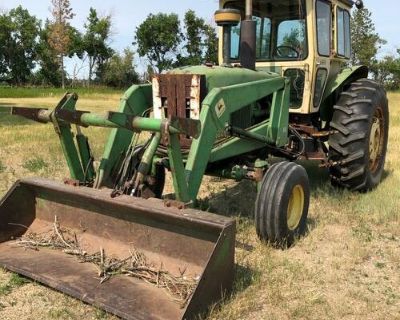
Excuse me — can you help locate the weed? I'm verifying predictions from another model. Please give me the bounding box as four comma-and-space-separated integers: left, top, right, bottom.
0, 284, 10, 296
22, 157, 48, 173
48, 308, 73, 319
0, 273, 30, 296
0, 160, 5, 173
95, 308, 108, 319
8, 273, 30, 287
352, 224, 374, 242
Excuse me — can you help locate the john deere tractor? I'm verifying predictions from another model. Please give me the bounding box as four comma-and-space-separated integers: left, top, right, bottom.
0, 0, 388, 319
214, 0, 388, 240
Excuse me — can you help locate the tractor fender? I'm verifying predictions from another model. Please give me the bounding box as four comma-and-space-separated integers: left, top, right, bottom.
320, 65, 369, 121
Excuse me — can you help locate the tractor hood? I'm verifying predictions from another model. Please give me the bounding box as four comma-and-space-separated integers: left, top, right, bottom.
168, 65, 281, 92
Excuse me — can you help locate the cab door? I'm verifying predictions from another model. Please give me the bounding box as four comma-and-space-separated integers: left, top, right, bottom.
312, 0, 332, 113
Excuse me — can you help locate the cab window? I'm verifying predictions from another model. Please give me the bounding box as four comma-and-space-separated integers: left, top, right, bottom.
277, 20, 306, 59
337, 7, 351, 58
316, 0, 331, 56
227, 0, 308, 62
230, 16, 272, 60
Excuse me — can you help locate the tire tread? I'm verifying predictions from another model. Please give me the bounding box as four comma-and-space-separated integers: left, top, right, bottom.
328, 78, 389, 191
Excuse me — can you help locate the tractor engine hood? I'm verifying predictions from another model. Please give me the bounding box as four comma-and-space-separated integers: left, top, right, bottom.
167, 65, 281, 92
152, 65, 284, 123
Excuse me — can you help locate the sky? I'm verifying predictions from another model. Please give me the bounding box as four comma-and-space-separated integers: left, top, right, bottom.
0, 0, 398, 76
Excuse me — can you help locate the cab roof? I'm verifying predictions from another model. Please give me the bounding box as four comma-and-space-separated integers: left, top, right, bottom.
221, 0, 354, 9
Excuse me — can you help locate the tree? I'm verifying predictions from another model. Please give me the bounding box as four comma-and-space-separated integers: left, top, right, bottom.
101, 49, 139, 88
48, 0, 75, 88
134, 11, 217, 73
0, 6, 40, 85
181, 10, 205, 65
82, 8, 113, 85
135, 13, 182, 73
35, 19, 62, 86
35, 19, 83, 87
351, 7, 386, 67
0, 13, 13, 81
372, 50, 400, 90
177, 10, 218, 66
203, 24, 218, 64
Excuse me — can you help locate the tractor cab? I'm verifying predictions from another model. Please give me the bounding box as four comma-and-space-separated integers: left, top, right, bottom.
218, 0, 354, 114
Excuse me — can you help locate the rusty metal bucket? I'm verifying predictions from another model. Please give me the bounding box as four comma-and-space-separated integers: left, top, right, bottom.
0, 178, 235, 320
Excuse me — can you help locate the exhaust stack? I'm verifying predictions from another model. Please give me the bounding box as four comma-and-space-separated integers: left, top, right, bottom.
240, 0, 256, 70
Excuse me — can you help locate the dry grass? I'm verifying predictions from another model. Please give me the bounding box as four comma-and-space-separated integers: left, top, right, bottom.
0, 91, 399, 320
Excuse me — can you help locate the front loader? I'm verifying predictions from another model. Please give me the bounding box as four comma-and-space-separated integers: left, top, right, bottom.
0, 0, 389, 319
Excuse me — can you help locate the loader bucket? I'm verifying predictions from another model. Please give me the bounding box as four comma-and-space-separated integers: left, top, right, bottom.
0, 178, 235, 320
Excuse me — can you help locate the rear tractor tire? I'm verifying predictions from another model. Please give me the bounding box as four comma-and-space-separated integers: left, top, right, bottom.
329, 79, 389, 191
255, 162, 310, 248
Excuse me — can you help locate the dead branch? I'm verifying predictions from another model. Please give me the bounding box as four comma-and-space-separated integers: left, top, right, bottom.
14, 216, 198, 306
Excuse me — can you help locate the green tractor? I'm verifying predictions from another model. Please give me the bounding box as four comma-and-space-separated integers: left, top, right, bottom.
0, 0, 388, 319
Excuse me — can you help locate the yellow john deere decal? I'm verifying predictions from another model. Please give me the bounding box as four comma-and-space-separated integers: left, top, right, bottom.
215, 99, 226, 118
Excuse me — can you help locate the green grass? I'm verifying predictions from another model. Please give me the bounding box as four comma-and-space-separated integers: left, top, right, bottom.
95, 309, 109, 320
0, 86, 122, 99
47, 308, 74, 319
0, 274, 30, 296
22, 156, 48, 173
0, 160, 5, 173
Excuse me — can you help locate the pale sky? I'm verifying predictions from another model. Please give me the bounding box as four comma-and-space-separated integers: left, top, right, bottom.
0, 0, 398, 76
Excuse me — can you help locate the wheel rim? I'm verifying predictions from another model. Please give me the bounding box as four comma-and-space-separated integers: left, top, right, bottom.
287, 184, 304, 231
369, 107, 385, 173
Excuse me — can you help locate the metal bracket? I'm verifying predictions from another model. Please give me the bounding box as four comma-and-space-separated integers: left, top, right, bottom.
161, 120, 171, 146
107, 112, 137, 131
56, 109, 90, 127
169, 116, 201, 139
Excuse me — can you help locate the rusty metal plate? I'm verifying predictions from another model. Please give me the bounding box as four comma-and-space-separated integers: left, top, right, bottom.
0, 245, 181, 320
155, 74, 206, 148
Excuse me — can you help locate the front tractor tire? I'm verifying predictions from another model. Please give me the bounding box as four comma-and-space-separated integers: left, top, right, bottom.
255, 162, 310, 248
329, 79, 389, 191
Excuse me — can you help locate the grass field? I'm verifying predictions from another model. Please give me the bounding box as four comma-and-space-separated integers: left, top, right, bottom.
0, 86, 121, 99
0, 90, 399, 320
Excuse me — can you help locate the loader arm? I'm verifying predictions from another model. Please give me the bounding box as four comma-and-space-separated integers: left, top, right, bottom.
96, 84, 153, 188
11, 75, 290, 205
185, 76, 290, 201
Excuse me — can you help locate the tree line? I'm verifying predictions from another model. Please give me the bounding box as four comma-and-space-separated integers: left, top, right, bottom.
0, 0, 217, 89
351, 7, 400, 90
0, 1, 399, 90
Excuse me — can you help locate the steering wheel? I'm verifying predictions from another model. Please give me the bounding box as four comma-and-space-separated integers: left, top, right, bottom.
274, 45, 300, 59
